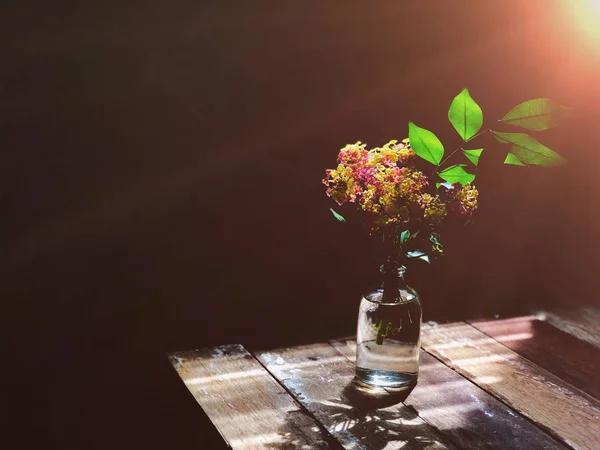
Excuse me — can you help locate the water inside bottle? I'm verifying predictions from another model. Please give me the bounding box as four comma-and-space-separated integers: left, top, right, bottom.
355, 294, 421, 389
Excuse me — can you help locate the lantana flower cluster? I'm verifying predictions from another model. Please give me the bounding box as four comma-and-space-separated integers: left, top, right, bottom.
322, 139, 478, 231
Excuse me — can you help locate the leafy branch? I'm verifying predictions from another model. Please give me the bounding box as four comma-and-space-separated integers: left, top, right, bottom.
409, 88, 570, 188
402, 89, 570, 262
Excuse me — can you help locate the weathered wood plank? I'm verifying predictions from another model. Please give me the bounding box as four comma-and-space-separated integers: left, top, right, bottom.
331, 338, 565, 450
421, 322, 600, 450
169, 344, 333, 449
535, 307, 600, 350
255, 343, 453, 450
470, 316, 600, 400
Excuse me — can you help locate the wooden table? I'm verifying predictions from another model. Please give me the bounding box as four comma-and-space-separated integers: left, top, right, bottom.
169, 316, 600, 449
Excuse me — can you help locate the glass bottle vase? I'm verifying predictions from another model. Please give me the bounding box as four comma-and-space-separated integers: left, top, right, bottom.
355, 262, 422, 391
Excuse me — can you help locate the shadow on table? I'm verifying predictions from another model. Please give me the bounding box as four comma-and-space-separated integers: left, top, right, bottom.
266, 378, 445, 449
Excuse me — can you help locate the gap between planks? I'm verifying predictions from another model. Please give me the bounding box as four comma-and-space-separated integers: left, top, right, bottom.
169, 344, 336, 449
534, 307, 600, 350
469, 315, 600, 401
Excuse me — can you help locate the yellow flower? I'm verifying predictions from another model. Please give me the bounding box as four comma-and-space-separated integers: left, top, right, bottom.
457, 183, 478, 214
361, 185, 381, 213
380, 182, 400, 215
324, 164, 360, 204
393, 138, 415, 163
380, 147, 399, 165
422, 193, 447, 224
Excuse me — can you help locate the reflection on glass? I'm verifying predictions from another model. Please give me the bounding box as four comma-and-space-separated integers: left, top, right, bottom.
355, 266, 422, 391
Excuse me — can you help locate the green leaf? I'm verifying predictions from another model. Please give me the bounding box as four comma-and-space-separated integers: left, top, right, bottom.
400, 230, 411, 244
448, 88, 484, 141
406, 250, 430, 263
436, 181, 454, 190
439, 164, 476, 186
329, 208, 346, 223
463, 148, 483, 166
500, 98, 573, 131
430, 232, 443, 255
504, 153, 526, 166
408, 122, 444, 165
492, 131, 566, 166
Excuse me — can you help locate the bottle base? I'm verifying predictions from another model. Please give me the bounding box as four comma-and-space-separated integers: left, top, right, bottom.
355, 367, 418, 390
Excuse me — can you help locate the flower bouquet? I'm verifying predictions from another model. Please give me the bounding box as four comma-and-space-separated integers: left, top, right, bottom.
323, 89, 569, 390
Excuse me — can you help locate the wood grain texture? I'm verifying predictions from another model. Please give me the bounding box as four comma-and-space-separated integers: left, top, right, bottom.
421, 322, 600, 450
470, 316, 600, 400
169, 344, 333, 449
536, 307, 600, 350
255, 343, 454, 450
331, 338, 564, 450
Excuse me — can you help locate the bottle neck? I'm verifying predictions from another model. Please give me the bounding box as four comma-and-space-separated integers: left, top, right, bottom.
381, 228, 402, 264
379, 228, 408, 303
381, 264, 408, 302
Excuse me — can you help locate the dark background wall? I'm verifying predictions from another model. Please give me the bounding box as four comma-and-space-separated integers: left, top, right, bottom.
3, 1, 599, 448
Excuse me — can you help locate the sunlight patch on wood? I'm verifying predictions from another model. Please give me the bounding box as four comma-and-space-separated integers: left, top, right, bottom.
448, 353, 516, 366
186, 368, 267, 385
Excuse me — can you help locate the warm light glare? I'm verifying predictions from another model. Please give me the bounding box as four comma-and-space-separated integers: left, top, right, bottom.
567, 0, 600, 43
